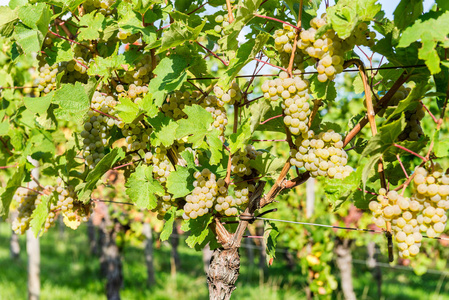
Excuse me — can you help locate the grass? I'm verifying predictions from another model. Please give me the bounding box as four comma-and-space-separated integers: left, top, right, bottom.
0, 221, 448, 299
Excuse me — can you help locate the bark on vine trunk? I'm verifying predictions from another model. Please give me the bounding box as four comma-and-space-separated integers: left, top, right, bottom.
203, 243, 214, 274
335, 238, 356, 300
207, 248, 240, 300
10, 211, 20, 259
99, 217, 123, 300
142, 222, 156, 286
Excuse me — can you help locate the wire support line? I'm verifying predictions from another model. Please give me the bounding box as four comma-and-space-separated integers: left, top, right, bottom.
187, 64, 427, 81
256, 217, 449, 242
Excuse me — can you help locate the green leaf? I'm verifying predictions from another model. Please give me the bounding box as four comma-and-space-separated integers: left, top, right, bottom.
77, 148, 125, 202
167, 167, 195, 198
160, 207, 177, 241
24, 91, 54, 115
229, 118, 251, 153
263, 220, 279, 265
116, 97, 140, 123
362, 153, 381, 190
44, 40, 74, 65
159, 21, 205, 53
436, 0, 449, 11
18, 3, 51, 37
13, 23, 43, 55
0, 6, 19, 36
88, 54, 126, 81
147, 55, 188, 112
398, 11, 449, 74
0, 165, 25, 217
386, 81, 428, 121
310, 75, 336, 101
176, 105, 214, 147
52, 83, 90, 124
78, 11, 105, 41
206, 129, 223, 165
327, 0, 381, 39
360, 118, 405, 160
218, 32, 270, 89
181, 214, 214, 248
250, 152, 285, 178
393, 0, 423, 30
433, 130, 449, 158
324, 163, 364, 209
147, 113, 179, 147
125, 164, 164, 209
30, 195, 49, 237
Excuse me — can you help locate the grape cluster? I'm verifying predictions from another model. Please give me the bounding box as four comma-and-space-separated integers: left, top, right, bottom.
399, 102, 425, 141
233, 181, 255, 207
231, 145, 262, 177
11, 187, 42, 235
122, 55, 153, 85
412, 166, 449, 238
36, 63, 58, 94
201, 95, 228, 139
369, 189, 423, 258
81, 91, 119, 168
121, 122, 151, 152
61, 58, 89, 84
183, 169, 221, 220
213, 82, 242, 107
261, 71, 312, 135
161, 91, 200, 120
290, 130, 352, 179
84, 0, 115, 15
213, 12, 232, 35
145, 146, 174, 185
273, 24, 304, 68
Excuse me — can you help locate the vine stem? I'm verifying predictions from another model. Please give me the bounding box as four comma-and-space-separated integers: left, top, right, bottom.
393, 144, 427, 162
308, 99, 322, 128
196, 42, 228, 66
0, 164, 18, 169
90, 108, 120, 121
396, 154, 409, 179
260, 114, 282, 124
225, 0, 234, 23
0, 137, 12, 156
254, 58, 287, 72
287, 0, 303, 77
420, 100, 438, 124
253, 14, 300, 30
48, 30, 90, 50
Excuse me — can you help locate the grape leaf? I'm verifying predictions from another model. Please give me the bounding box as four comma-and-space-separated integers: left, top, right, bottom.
229, 118, 251, 153
167, 167, 195, 198
436, 0, 449, 11
159, 21, 205, 53
0, 165, 25, 217
13, 23, 43, 55
176, 105, 212, 144
78, 11, 105, 41
77, 148, 125, 202
115, 97, 140, 123
24, 91, 54, 115
30, 195, 49, 237
18, 3, 51, 37
125, 164, 164, 210
52, 82, 90, 124
218, 32, 270, 89
398, 11, 449, 74
88, 53, 126, 81
146, 113, 179, 147
310, 75, 337, 101
160, 207, 177, 241
0, 5, 19, 36
263, 220, 279, 266
44, 40, 74, 65
181, 214, 214, 248
386, 81, 428, 121
147, 55, 188, 113
393, 0, 423, 30
433, 130, 449, 158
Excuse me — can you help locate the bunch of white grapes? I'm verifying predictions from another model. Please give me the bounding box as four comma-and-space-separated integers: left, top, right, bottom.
116, 83, 149, 106
412, 166, 449, 238
261, 71, 312, 135
12, 187, 42, 235
213, 13, 232, 35
399, 102, 425, 141
145, 146, 175, 185
161, 91, 200, 120
36, 63, 58, 94
273, 24, 305, 68
213, 81, 242, 107
121, 123, 151, 152
232, 181, 255, 207
61, 60, 89, 84
290, 130, 353, 179
81, 91, 119, 168
121, 55, 153, 85
369, 189, 423, 258
201, 95, 228, 139
389, 85, 411, 106
183, 169, 221, 220
231, 145, 262, 177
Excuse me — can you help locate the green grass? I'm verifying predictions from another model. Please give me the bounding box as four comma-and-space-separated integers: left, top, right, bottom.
0, 222, 448, 299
